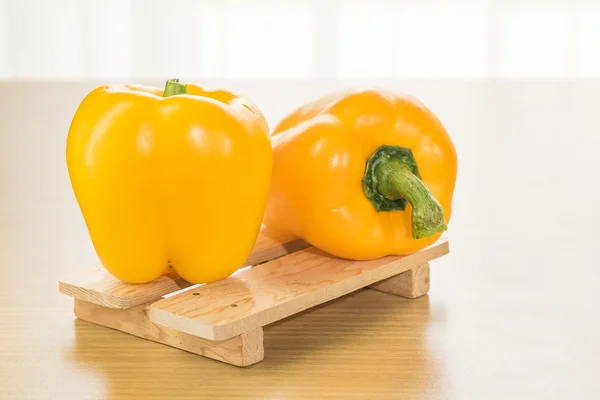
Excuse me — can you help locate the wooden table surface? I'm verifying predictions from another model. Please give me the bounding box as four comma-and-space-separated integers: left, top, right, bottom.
1, 82, 599, 399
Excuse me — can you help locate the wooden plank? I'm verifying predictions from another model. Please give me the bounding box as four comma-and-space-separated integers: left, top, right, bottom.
246, 228, 309, 266
60, 269, 190, 309
59, 226, 308, 309
74, 299, 264, 367
149, 239, 449, 341
369, 263, 430, 298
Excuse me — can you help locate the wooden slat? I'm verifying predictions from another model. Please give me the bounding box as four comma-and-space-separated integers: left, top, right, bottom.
369, 263, 430, 298
246, 228, 309, 265
59, 226, 308, 309
60, 269, 190, 309
149, 239, 449, 341
74, 299, 264, 367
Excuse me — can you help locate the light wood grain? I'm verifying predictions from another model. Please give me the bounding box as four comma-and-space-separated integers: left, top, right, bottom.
59, 268, 190, 309
150, 239, 449, 341
59, 226, 308, 309
74, 299, 264, 367
246, 228, 309, 265
57, 290, 441, 400
369, 263, 430, 298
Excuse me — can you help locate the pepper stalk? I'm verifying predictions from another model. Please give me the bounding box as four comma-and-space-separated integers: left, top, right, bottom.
163, 78, 187, 97
362, 145, 447, 239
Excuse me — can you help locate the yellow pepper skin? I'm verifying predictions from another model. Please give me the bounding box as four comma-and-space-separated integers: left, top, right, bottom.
67, 80, 271, 283
263, 88, 457, 260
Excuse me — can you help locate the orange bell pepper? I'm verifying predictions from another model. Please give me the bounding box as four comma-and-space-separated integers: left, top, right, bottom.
263, 88, 457, 260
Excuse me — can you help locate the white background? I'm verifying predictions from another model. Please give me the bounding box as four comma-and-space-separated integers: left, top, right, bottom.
1, 0, 600, 80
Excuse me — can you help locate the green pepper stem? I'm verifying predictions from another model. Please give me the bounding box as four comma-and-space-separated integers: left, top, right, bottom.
376, 160, 446, 238
362, 145, 447, 239
163, 78, 187, 97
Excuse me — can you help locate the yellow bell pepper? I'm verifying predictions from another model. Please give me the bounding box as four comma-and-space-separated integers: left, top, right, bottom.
67, 79, 272, 284
263, 88, 457, 260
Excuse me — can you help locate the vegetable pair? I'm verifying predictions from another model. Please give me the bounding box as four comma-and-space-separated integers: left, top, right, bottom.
67, 79, 456, 284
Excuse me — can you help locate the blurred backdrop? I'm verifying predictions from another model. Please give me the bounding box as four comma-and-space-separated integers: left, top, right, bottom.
1, 0, 600, 80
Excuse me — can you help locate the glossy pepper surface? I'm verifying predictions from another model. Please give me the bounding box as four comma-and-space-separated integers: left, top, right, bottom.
67, 79, 271, 283
263, 88, 457, 260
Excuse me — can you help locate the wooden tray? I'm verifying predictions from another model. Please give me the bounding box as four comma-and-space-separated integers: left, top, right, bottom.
59, 227, 449, 367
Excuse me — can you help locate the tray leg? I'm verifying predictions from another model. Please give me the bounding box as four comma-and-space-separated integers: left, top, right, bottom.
73, 299, 264, 367
368, 263, 430, 298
